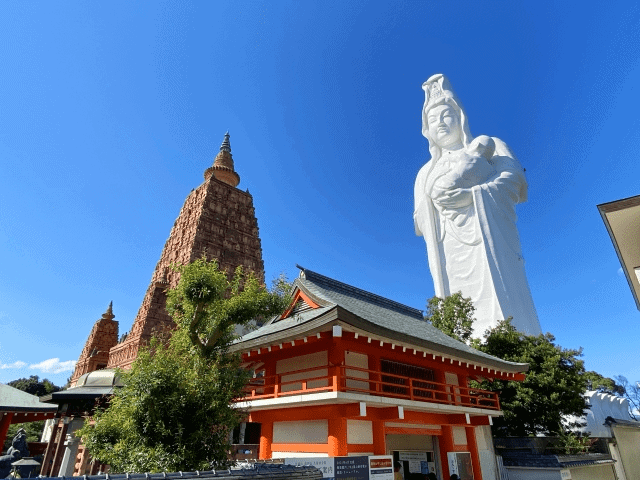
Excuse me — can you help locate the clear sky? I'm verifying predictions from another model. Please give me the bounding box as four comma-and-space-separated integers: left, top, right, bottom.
1, 1, 639, 387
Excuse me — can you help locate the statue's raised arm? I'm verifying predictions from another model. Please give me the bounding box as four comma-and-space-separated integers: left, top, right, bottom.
414, 74, 542, 337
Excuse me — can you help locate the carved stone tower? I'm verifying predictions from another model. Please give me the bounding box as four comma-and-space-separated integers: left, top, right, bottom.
70, 302, 118, 384
71, 133, 265, 372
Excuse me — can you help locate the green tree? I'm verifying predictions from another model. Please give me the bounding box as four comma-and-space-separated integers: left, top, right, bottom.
7, 375, 60, 397
477, 319, 588, 436
77, 258, 291, 473
583, 371, 624, 395
425, 292, 478, 345
3, 376, 61, 451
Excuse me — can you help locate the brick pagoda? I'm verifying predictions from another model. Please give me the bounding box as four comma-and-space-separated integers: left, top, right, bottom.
70, 133, 265, 381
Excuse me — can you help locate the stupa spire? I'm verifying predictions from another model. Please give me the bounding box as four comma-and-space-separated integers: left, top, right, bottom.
103, 301, 114, 320
220, 131, 231, 153
204, 131, 240, 187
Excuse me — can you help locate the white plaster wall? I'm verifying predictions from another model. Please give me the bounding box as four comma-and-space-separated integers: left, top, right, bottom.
385, 434, 434, 452
475, 426, 497, 480
452, 426, 467, 445
40, 418, 55, 442
505, 469, 559, 480
347, 419, 373, 444
272, 452, 329, 458
345, 351, 369, 390
276, 351, 328, 392
569, 464, 616, 480
273, 419, 328, 444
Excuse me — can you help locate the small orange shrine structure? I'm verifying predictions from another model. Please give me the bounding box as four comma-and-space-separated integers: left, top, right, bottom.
231, 267, 528, 480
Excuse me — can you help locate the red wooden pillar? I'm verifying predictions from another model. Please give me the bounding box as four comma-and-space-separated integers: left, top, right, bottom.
329, 333, 345, 393
465, 426, 483, 480
368, 351, 381, 393
259, 422, 273, 460
0, 413, 14, 450
264, 359, 276, 397
328, 417, 347, 457
438, 425, 455, 479
372, 420, 386, 455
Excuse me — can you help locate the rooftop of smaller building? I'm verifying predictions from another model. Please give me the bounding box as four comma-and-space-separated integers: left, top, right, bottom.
234, 266, 528, 373
0, 383, 57, 413
41, 369, 123, 403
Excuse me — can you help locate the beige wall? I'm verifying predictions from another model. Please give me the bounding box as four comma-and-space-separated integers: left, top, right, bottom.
613, 426, 640, 480
505, 465, 615, 480
475, 426, 497, 480
386, 434, 434, 452
345, 350, 369, 390
347, 419, 373, 444
273, 419, 328, 444
569, 464, 616, 480
276, 351, 328, 392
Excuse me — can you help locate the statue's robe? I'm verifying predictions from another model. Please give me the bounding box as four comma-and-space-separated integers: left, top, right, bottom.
414, 137, 541, 336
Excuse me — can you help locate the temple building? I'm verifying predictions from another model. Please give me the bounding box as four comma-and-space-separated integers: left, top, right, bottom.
231, 266, 529, 480
70, 132, 265, 381
39, 134, 267, 477
45, 133, 531, 479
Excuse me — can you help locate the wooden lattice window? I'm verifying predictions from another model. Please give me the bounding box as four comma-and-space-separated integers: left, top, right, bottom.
380, 359, 436, 398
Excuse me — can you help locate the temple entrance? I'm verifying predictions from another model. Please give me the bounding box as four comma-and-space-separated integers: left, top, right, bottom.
392, 451, 437, 480
386, 434, 439, 479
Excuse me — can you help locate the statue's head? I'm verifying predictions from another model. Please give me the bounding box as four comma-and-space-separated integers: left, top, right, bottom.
422, 74, 472, 160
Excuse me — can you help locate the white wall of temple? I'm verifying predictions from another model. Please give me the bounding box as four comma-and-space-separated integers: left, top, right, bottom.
346, 419, 373, 444
272, 452, 329, 458
273, 419, 328, 443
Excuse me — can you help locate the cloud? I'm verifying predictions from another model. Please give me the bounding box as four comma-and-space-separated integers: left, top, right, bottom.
0, 361, 27, 369
617, 267, 624, 277
29, 358, 76, 374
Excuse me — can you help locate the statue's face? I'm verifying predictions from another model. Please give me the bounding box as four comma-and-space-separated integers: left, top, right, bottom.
426, 104, 462, 148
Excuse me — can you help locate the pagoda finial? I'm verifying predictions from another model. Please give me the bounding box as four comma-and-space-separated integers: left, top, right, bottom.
101, 301, 115, 320
204, 131, 240, 187
220, 131, 231, 153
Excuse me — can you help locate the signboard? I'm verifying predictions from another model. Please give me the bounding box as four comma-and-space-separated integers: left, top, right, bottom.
368, 455, 393, 480
447, 452, 474, 480
285, 457, 335, 480
285, 454, 393, 480
398, 452, 427, 474
335, 455, 369, 480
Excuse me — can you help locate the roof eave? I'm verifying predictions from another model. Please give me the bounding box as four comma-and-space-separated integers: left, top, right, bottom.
232, 305, 527, 374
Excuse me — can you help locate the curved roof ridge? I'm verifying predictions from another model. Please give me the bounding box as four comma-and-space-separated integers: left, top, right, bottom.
296, 265, 423, 319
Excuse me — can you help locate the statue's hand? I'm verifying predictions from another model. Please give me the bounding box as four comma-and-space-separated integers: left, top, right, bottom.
435, 188, 473, 209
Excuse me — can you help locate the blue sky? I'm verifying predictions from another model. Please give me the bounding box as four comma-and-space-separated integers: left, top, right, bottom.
0, 1, 639, 387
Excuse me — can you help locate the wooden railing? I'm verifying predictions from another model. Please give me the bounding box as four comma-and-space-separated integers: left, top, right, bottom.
242, 364, 499, 410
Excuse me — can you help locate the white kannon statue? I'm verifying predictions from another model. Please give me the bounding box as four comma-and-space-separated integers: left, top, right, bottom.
414, 74, 542, 337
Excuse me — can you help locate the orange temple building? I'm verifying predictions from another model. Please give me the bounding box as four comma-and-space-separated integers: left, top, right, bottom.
231, 266, 528, 480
